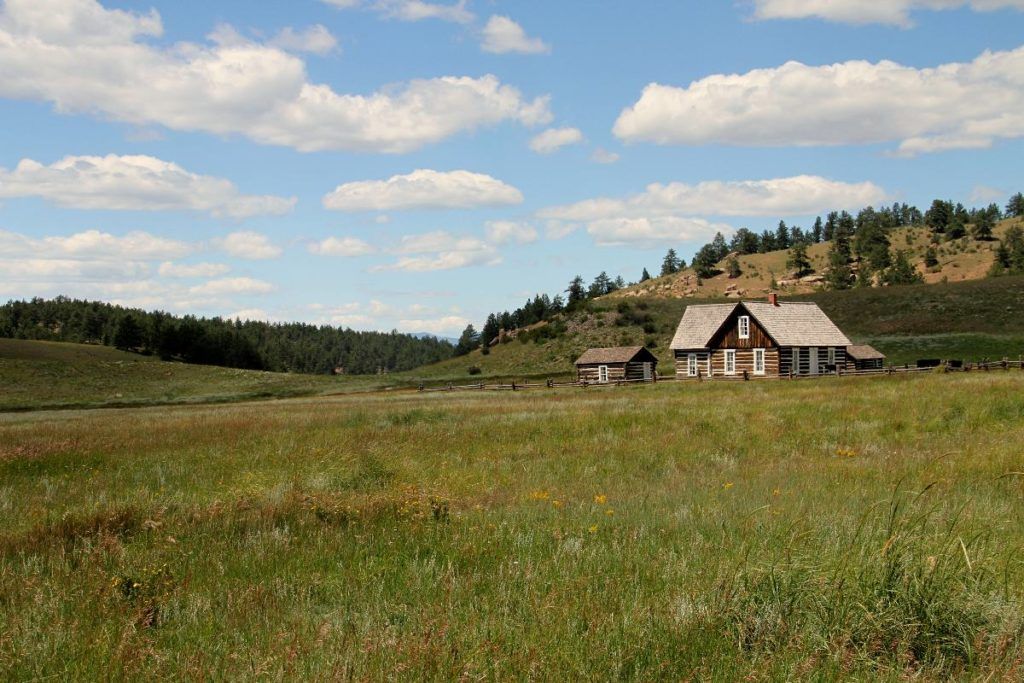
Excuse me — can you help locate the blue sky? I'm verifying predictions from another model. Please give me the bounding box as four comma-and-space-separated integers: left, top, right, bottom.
1, 0, 1023, 335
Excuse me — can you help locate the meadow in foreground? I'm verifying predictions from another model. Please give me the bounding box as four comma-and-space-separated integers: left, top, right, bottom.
2, 372, 1024, 679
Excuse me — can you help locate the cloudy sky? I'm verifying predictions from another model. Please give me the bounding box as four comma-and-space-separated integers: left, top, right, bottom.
1, 0, 1022, 334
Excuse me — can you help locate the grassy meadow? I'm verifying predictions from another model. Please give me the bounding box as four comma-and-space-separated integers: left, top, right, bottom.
0, 338, 380, 411
3, 371, 1024, 679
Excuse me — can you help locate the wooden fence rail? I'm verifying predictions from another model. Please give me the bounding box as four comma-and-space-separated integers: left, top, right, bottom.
415, 359, 1024, 395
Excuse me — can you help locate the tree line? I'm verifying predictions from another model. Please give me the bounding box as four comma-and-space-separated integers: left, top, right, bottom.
0, 297, 454, 375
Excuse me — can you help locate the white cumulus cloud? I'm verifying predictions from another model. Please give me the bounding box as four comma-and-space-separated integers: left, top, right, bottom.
323, 169, 524, 211
529, 127, 584, 154
751, 0, 1024, 26
0, 0, 550, 154
485, 221, 538, 245
538, 175, 887, 247
158, 262, 231, 278
308, 236, 377, 256
374, 230, 501, 271
613, 46, 1024, 156
189, 276, 275, 296
481, 15, 550, 54
323, 0, 474, 24
214, 231, 283, 260
0, 154, 295, 218
269, 25, 338, 55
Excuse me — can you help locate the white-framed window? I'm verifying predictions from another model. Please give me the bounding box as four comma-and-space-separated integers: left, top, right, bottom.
598, 365, 609, 383
827, 347, 836, 366
724, 349, 736, 375
738, 315, 750, 340
687, 353, 698, 377
754, 348, 766, 375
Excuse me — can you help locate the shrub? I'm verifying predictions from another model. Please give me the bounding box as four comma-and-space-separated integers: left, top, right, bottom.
467, 366, 482, 375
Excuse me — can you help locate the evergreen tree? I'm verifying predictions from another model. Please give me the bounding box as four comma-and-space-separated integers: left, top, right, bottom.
946, 217, 967, 240
811, 216, 824, 243
759, 229, 777, 253
727, 256, 742, 279
775, 221, 791, 250
481, 314, 500, 346
1006, 192, 1024, 218
825, 220, 854, 290
588, 271, 613, 297
454, 324, 479, 356
710, 232, 729, 261
785, 242, 812, 277
924, 245, 939, 269
853, 221, 891, 273
823, 211, 839, 242
691, 244, 721, 278
730, 228, 760, 254
565, 276, 586, 308
113, 314, 143, 351
640, 267, 651, 282
660, 249, 681, 276
882, 250, 924, 285
971, 209, 995, 241
925, 199, 952, 235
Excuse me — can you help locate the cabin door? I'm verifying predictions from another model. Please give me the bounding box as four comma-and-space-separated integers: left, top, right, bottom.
642, 363, 653, 381
809, 347, 819, 375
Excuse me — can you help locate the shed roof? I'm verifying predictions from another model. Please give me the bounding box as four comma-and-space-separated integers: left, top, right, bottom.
574, 346, 657, 366
670, 301, 852, 350
846, 344, 886, 360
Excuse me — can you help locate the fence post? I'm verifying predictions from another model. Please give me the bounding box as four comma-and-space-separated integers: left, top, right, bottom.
743, 370, 749, 382
512, 381, 517, 391
418, 383, 424, 392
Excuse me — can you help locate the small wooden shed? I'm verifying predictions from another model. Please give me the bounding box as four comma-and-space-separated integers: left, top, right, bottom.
575, 346, 658, 383
845, 345, 886, 372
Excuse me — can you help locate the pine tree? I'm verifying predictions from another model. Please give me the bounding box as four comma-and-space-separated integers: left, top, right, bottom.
727, 256, 742, 279
811, 216, 824, 243
825, 220, 853, 290
971, 209, 995, 240
589, 271, 612, 297
882, 250, 924, 285
481, 314, 500, 347
1006, 192, 1024, 218
924, 245, 939, 269
775, 221, 791, 250
454, 324, 479, 356
640, 267, 651, 282
660, 249, 681, 276
113, 314, 143, 351
710, 232, 729, 260
785, 242, 812, 277
565, 276, 586, 308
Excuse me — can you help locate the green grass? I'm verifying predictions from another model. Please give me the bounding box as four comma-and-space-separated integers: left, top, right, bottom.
0, 338, 379, 411
2, 372, 1024, 678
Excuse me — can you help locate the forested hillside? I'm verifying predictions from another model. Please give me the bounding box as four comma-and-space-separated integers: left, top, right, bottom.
0, 297, 454, 375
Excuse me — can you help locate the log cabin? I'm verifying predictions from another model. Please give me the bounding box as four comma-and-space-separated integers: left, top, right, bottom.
845, 344, 886, 372
575, 346, 658, 383
670, 294, 852, 379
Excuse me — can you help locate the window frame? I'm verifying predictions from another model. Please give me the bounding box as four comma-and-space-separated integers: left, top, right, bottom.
687, 353, 698, 377
724, 349, 737, 376
738, 315, 750, 340
598, 365, 609, 383
753, 348, 766, 375
827, 347, 836, 366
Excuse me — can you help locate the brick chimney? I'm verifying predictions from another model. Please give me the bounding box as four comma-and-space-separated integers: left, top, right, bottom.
768, 292, 779, 306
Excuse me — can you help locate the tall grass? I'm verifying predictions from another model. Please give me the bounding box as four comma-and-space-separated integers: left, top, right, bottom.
2, 372, 1024, 678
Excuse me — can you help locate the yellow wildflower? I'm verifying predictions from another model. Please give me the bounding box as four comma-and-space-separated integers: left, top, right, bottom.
723, 482, 734, 489
588, 525, 598, 534
594, 494, 607, 505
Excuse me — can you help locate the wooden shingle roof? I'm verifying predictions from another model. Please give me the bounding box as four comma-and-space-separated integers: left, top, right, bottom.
846, 344, 885, 360
670, 301, 852, 350
574, 346, 657, 366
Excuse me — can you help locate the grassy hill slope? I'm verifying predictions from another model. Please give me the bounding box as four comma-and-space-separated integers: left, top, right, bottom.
0, 338, 373, 411
413, 275, 1024, 382
613, 217, 1024, 301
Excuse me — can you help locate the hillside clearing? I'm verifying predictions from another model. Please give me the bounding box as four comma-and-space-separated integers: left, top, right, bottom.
1, 372, 1023, 678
